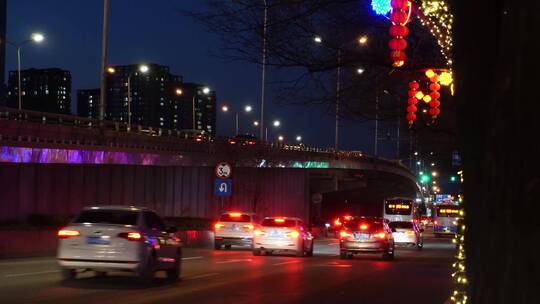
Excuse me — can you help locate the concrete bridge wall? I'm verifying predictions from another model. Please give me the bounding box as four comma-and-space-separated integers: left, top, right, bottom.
0, 163, 309, 222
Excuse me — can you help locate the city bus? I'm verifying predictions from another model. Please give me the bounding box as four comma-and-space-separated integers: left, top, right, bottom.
383, 197, 418, 223
433, 203, 462, 237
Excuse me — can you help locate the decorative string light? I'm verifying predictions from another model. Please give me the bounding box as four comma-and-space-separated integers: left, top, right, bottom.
417, 0, 454, 67
450, 171, 467, 304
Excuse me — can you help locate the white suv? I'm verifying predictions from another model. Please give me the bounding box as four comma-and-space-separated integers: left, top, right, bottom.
214, 212, 257, 250
57, 206, 182, 283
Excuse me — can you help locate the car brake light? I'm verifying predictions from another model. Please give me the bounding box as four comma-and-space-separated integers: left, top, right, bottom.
229, 212, 242, 217
360, 224, 368, 230
58, 229, 80, 239
274, 218, 285, 223
377, 232, 387, 239
229, 140, 237, 145
344, 215, 352, 221
287, 230, 300, 238
248, 141, 255, 145
339, 231, 351, 238
434, 220, 439, 225
195, 137, 203, 142
334, 219, 342, 226
406, 231, 416, 235
215, 223, 225, 229
243, 224, 254, 230
254, 229, 266, 236
118, 232, 142, 241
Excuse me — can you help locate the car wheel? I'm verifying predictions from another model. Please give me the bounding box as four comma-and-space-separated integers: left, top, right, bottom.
306, 243, 314, 257
214, 240, 222, 250
382, 246, 395, 261
61, 268, 76, 281
224, 245, 232, 250
166, 250, 182, 282
339, 251, 348, 259
417, 240, 424, 251
252, 249, 261, 256
295, 241, 305, 257
137, 253, 156, 284
95, 271, 107, 278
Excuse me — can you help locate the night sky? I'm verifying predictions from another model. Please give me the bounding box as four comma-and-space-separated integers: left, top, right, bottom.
4, 0, 392, 155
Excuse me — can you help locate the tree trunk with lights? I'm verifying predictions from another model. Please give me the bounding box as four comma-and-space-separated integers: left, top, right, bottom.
454, 1, 540, 303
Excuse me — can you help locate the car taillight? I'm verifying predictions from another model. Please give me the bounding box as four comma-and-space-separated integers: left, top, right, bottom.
339, 231, 351, 238
334, 219, 342, 226
377, 232, 387, 239
360, 224, 369, 230
58, 229, 80, 239
229, 140, 237, 145
229, 212, 242, 217
434, 220, 439, 226
287, 230, 300, 238
248, 141, 255, 145
274, 218, 285, 223
118, 232, 142, 241
406, 231, 416, 235
215, 223, 225, 229
254, 229, 266, 236
243, 224, 254, 230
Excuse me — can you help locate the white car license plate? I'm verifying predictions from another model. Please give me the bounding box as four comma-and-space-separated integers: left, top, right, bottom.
354, 233, 369, 240
87, 237, 110, 245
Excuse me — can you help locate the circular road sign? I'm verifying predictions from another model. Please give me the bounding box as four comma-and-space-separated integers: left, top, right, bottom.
215, 162, 232, 179
312, 193, 323, 204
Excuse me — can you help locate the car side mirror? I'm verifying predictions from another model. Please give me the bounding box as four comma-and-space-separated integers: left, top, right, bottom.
420, 228, 425, 233
391, 228, 397, 233
166, 227, 178, 234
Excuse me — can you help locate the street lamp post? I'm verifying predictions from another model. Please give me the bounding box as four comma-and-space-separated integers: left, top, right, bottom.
260, 0, 268, 141
7, 33, 45, 110
193, 86, 211, 130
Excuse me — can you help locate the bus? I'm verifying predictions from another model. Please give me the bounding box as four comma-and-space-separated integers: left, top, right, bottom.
383, 197, 418, 223
433, 203, 462, 237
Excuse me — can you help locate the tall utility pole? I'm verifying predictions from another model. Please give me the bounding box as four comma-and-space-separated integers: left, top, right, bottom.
259, 0, 268, 141
335, 49, 342, 151
99, 0, 110, 120
374, 77, 379, 156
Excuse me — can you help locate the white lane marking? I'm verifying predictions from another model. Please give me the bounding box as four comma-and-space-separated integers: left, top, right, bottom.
4, 270, 60, 278
182, 256, 204, 261
186, 273, 220, 280
0, 259, 56, 266
273, 260, 301, 266
215, 259, 252, 264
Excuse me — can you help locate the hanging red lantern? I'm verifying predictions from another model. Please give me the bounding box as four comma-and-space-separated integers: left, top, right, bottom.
407, 97, 418, 104
429, 108, 437, 116
409, 81, 419, 90
389, 38, 408, 51
429, 83, 441, 91
430, 75, 440, 83
406, 105, 417, 113
390, 50, 406, 62
389, 25, 409, 37
391, 0, 408, 9
408, 90, 417, 98
429, 100, 441, 108
430, 91, 441, 99
406, 113, 417, 121
390, 11, 408, 25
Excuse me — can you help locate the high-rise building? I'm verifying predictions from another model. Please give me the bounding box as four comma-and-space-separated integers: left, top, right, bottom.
6, 68, 72, 114
0, 0, 7, 105
104, 63, 183, 129
77, 89, 100, 119
176, 83, 216, 136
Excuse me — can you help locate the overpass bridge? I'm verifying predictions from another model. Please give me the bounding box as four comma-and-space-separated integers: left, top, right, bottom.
0, 107, 420, 224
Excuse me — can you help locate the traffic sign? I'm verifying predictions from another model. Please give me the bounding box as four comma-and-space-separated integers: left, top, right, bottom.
311, 193, 323, 204
215, 162, 232, 179
214, 178, 232, 197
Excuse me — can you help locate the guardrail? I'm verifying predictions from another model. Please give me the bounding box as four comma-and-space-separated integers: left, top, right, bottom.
0, 106, 408, 170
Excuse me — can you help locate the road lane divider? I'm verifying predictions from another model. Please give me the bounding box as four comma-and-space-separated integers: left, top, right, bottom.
272, 260, 301, 266
4, 270, 60, 278
181, 256, 204, 261
215, 259, 252, 264
185, 272, 221, 280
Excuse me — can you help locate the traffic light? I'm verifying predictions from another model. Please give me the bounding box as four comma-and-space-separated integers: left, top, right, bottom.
450, 176, 457, 182
419, 173, 431, 184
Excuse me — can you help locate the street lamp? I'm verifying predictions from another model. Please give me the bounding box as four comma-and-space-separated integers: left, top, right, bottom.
356, 68, 365, 75
278, 135, 284, 142
273, 120, 280, 127
221, 104, 253, 135
7, 32, 45, 110
106, 64, 149, 129
358, 35, 368, 45
175, 88, 183, 96
253, 120, 259, 127
202, 87, 210, 95
296, 135, 302, 142
191, 86, 211, 130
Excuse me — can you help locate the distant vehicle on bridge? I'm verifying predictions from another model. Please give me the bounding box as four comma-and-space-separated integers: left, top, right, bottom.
383, 197, 419, 223
57, 206, 182, 283
228, 134, 257, 146
433, 202, 462, 237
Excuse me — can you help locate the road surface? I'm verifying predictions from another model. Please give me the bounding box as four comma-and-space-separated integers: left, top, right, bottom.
0, 235, 454, 304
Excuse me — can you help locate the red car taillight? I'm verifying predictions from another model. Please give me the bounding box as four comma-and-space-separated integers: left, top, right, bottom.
287, 230, 300, 238
118, 232, 142, 241
58, 229, 80, 239
339, 230, 352, 238
214, 223, 225, 229
243, 224, 254, 230
254, 229, 266, 236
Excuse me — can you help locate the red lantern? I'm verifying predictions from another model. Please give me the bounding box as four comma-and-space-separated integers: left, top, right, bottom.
389, 25, 409, 37
390, 11, 408, 25
430, 91, 441, 99
429, 108, 437, 116
434, 108, 440, 115
409, 81, 419, 90
430, 75, 440, 83
406, 113, 417, 121
391, 0, 408, 9
429, 83, 441, 91
429, 100, 441, 108
408, 90, 416, 98
389, 38, 408, 51
407, 97, 417, 104
407, 105, 417, 113
390, 50, 406, 62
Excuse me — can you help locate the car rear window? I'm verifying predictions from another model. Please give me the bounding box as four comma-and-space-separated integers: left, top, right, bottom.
261, 219, 296, 227
344, 220, 384, 233
74, 209, 139, 225
219, 214, 251, 222
389, 221, 413, 229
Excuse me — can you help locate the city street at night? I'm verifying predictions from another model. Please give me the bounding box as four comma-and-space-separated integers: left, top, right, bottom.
0, 235, 453, 304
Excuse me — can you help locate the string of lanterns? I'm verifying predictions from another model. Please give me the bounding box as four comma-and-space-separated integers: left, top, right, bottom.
388, 0, 412, 67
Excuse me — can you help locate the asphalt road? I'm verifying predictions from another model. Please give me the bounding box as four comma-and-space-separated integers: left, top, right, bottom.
0, 235, 454, 304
